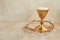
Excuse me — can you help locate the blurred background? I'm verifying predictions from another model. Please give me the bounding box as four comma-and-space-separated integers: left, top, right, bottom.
0, 0, 60, 40
0, 0, 60, 24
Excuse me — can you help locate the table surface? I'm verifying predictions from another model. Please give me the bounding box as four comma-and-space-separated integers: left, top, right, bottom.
0, 22, 60, 40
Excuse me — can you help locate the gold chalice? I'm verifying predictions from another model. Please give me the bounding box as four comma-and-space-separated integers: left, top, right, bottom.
24, 7, 54, 33
35, 7, 49, 32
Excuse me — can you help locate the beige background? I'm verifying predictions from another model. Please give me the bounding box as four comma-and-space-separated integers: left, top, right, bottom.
0, 0, 60, 40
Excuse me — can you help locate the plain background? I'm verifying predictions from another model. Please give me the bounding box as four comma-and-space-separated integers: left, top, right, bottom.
0, 0, 60, 25
0, 0, 60, 40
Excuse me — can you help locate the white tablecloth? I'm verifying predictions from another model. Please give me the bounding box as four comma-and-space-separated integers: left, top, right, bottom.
0, 22, 60, 40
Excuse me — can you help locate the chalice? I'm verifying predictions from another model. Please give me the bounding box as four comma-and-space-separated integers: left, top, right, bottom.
24, 7, 54, 33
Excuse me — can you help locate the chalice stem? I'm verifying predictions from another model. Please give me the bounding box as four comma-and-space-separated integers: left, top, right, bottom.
40, 19, 43, 30
41, 19, 43, 25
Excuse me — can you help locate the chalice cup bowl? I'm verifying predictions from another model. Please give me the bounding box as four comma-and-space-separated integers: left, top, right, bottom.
24, 7, 54, 33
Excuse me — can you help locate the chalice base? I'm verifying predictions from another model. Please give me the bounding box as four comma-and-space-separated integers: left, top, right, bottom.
35, 25, 51, 33
24, 20, 54, 33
